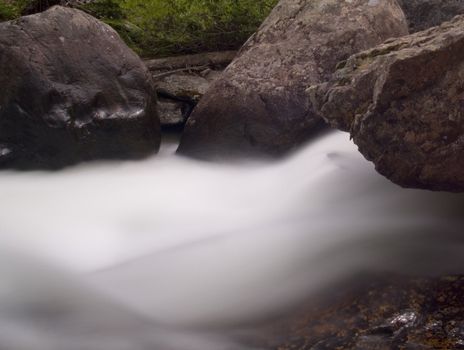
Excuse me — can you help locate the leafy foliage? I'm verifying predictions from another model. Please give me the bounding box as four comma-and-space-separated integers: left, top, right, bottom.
115, 0, 278, 57
0, 0, 279, 58
0, 1, 21, 20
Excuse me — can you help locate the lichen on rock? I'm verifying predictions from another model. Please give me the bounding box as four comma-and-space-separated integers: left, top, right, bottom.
177, 0, 408, 160
311, 15, 464, 192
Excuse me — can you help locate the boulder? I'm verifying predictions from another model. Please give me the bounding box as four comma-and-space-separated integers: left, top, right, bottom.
154, 71, 221, 128
397, 0, 464, 32
0, 6, 160, 169
310, 16, 464, 192
177, 0, 408, 159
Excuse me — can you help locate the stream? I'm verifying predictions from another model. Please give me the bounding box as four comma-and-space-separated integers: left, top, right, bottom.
0, 130, 463, 349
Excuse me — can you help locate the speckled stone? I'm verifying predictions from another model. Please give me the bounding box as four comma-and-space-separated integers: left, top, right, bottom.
178, 0, 408, 160
252, 275, 464, 350
311, 16, 464, 192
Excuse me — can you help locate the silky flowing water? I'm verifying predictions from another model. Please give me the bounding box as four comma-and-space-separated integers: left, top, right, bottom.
0, 131, 463, 350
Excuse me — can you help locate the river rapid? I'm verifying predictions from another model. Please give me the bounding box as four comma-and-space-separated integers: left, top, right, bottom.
0, 130, 463, 350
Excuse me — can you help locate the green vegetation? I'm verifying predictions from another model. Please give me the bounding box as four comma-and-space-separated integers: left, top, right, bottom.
0, 1, 21, 20
81, 0, 278, 58
0, 0, 278, 58
0, 0, 44, 21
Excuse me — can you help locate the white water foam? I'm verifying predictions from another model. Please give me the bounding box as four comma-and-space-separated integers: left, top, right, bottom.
0, 130, 462, 349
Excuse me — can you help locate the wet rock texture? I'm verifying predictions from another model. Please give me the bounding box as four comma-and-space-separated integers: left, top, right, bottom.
0, 6, 160, 168
146, 52, 232, 128
311, 16, 464, 192
255, 275, 464, 350
177, 0, 408, 159
397, 0, 464, 32
155, 71, 219, 128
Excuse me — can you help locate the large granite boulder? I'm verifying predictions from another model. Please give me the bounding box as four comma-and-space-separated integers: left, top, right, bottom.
397, 0, 464, 32
0, 6, 160, 168
310, 16, 464, 192
177, 0, 408, 159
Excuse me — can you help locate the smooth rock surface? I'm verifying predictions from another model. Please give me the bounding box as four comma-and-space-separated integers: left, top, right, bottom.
398, 0, 464, 32
156, 73, 212, 104
178, 0, 408, 159
311, 16, 464, 192
0, 6, 160, 168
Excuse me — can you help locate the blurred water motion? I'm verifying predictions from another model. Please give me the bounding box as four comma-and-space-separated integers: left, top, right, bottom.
0, 131, 463, 349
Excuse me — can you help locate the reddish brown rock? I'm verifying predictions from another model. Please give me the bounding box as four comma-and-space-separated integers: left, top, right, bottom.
177, 0, 408, 160
253, 275, 464, 350
311, 16, 464, 192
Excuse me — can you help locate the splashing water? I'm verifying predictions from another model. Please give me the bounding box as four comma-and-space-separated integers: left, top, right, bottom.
0, 130, 463, 349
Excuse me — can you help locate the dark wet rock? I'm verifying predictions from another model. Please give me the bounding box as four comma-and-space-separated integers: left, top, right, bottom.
253, 275, 464, 350
311, 16, 464, 192
157, 97, 191, 128
153, 70, 222, 128
146, 53, 227, 128
177, 0, 408, 160
145, 52, 229, 128
0, 6, 160, 169
397, 0, 464, 32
